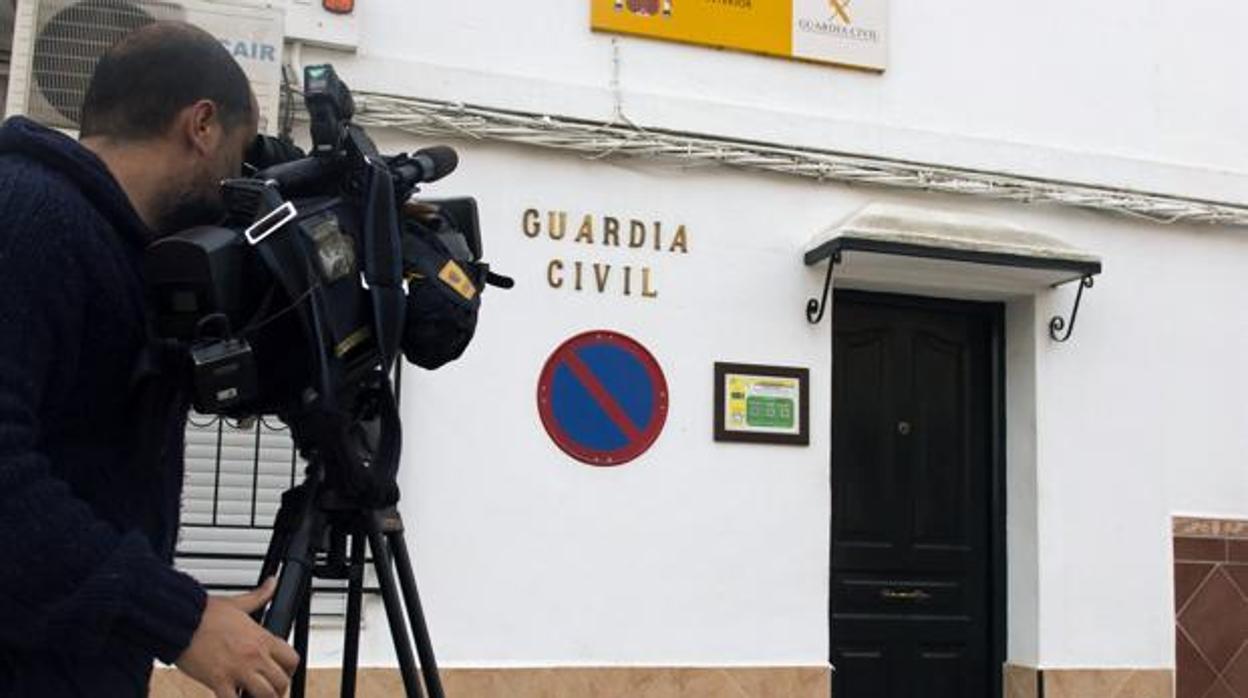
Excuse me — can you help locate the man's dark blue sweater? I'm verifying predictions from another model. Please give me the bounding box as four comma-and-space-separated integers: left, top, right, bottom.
0, 117, 206, 696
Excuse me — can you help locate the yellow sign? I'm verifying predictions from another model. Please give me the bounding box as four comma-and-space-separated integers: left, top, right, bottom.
438, 260, 478, 301
590, 0, 888, 72
726, 375, 800, 434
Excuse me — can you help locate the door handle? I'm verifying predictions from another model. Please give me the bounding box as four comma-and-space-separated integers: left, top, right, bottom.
880, 588, 931, 602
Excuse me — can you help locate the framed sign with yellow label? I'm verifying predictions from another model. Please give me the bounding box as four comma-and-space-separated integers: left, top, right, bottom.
591, 0, 889, 72
714, 362, 810, 445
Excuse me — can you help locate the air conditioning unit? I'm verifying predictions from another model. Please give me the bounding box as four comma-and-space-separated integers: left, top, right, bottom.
5, 0, 284, 134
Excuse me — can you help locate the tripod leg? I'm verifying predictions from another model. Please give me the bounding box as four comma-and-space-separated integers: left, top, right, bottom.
387, 526, 446, 698
366, 516, 427, 698
256, 524, 290, 591
263, 481, 323, 639
341, 532, 366, 698
250, 485, 305, 623
292, 574, 312, 698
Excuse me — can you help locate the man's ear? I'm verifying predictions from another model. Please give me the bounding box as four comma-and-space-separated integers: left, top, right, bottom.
184, 99, 222, 156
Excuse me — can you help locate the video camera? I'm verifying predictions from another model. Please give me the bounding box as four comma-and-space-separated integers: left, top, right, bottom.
143, 64, 510, 503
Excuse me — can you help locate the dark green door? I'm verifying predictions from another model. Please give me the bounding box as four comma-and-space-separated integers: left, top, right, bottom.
830, 292, 1000, 698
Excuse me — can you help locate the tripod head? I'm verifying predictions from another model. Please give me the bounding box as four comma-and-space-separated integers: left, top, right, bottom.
282, 372, 402, 509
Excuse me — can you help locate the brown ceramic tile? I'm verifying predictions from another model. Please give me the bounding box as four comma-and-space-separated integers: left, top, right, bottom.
1216, 521, 1248, 539
1177, 628, 1219, 698
1231, 540, 1248, 564
1037, 669, 1175, 698
1177, 563, 1216, 612
1041, 669, 1132, 698
1111, 670, 1175, 698
149, 669, 213, 697
1204, 678, 1238, 698
1225, 565, 1248, 601
1175, 518, 1216, 537
720, 667, 831, 698
149, 667, 834, 698
1175, 518, 1248, 539
1224, 644, 1248, 698
1146, 674, 1175, 698
1180, 569, 1248, 671
1005, 664, 1039, 698
1176, 537, 1228, 563
413, 667, 826, 698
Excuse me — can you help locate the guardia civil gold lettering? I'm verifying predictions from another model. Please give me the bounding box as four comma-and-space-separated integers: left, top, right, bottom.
594, 263, 611, 292
669, 224, 688, 254
547, 259, 564, 288
525, 208, 685, 303
575, 216, 594, 244
642, 267, 658, 298
523, 208, 540, 238
604, 217, 620, 246
548, 211, 568, 240
522, 209, 690, 254
629, 220, 646, 248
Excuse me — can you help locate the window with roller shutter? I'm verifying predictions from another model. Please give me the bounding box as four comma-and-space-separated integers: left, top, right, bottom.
175, 413, 358, 621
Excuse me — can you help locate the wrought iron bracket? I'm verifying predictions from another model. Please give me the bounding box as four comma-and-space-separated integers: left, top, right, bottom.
806, 250, 842, 324
1049, 276, 1095, 342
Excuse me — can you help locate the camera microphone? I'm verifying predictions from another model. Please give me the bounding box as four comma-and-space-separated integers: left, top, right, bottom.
394, 146, 458, 185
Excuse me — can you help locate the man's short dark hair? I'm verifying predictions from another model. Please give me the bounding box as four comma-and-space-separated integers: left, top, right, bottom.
79, 21, 253, 140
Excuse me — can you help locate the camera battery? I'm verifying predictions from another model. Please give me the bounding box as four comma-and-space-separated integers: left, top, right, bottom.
191, 338, 260, 412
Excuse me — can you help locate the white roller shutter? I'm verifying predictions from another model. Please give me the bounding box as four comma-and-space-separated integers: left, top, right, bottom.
175, 414, 353, 621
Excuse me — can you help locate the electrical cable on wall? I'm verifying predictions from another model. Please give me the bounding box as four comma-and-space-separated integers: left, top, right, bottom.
282, 89, 1248, 228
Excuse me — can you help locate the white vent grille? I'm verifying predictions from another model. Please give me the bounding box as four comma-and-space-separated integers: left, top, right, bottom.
28, 0, 175, 127
7, 0, 283, 134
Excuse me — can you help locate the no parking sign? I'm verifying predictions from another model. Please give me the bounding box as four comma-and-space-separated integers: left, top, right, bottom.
537, 331, 668, 466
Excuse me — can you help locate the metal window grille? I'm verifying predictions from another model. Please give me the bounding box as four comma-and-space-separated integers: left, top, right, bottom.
174, 413, 362, 620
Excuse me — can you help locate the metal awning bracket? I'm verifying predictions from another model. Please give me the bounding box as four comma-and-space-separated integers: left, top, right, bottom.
806, 250, 842, 325
1048, 275, 1095, 343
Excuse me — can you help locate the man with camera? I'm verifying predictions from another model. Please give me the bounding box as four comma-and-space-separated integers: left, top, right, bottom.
0, 21, 298, 698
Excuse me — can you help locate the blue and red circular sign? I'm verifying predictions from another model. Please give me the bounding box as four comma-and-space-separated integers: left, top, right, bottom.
537, 330, 668, 467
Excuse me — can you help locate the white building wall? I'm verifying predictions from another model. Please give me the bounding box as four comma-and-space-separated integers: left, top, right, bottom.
292, 0, 1248, 674
1030, 213, 1248, 668
300, 0, 1248, 202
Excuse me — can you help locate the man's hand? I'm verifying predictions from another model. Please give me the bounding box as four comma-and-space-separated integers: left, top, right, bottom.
175, 578, 301, 698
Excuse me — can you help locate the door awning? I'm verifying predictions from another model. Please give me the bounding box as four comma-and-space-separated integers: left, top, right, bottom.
804, 204, 1103, 341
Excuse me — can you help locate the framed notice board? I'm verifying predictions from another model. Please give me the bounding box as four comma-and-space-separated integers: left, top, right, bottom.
713, 362, 809, 445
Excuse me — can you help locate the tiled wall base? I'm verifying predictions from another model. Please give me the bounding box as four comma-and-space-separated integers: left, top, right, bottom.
151, 665, 831, 697
1174, 516, 1248, 698
1004, 665, 1173, 698
1042, 669, 1174, 698
1005, 664, 1039, 698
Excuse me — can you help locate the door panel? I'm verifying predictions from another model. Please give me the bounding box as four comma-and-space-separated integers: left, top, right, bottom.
911, 329, 968, 547
830, 293, 997, 698
832, 646, 890, 698
833, 327, 901, 564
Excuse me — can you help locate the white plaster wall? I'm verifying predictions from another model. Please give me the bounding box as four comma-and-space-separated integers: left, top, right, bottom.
1028, 213, 1248, 668
297, 0, 1248, 203
284, 0, 1248, 674
1005, 299, 1039, 668
296, 131, 1248, 671
310, 136, 841, 667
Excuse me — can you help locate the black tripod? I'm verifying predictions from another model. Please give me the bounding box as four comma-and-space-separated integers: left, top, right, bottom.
255, 459, 445, 698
